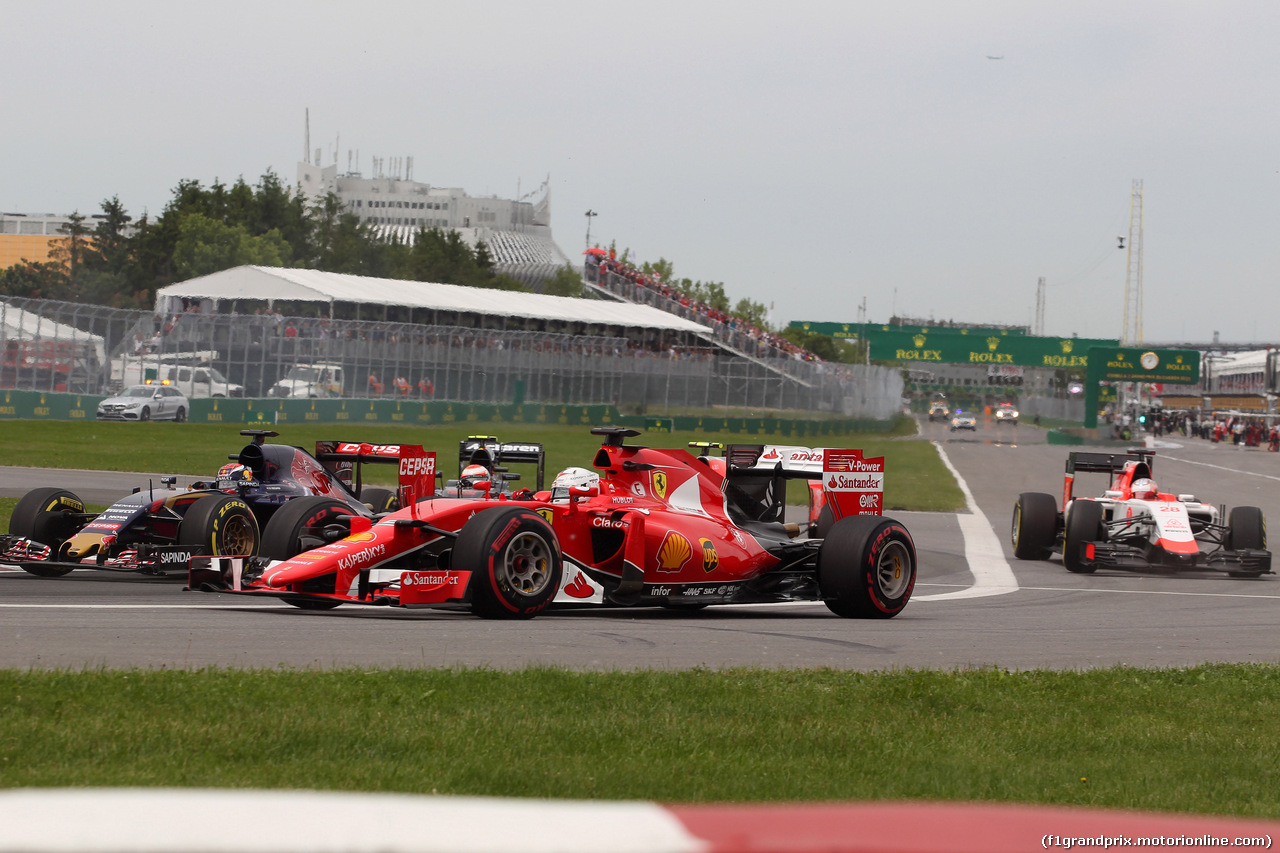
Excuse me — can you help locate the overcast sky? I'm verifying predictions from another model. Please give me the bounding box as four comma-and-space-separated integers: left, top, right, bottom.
5, 1, 1278, 343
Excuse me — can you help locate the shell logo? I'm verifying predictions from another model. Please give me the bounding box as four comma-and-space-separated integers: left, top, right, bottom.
347, 531, 377, 543
656, 532, 693, 573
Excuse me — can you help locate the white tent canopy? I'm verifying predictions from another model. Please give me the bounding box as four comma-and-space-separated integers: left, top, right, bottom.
0, 301, 106, 364
155, 266, 711, 336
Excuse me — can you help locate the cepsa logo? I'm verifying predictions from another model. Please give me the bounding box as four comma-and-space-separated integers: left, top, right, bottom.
399, 455, 435, 479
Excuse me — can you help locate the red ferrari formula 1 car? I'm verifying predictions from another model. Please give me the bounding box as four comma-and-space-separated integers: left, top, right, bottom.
190, 427, 918, 619
1011, 449, 1271, 577
1, 430, 407, 577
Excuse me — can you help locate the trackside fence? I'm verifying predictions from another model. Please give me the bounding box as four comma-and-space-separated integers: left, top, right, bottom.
0, 295, 904, 418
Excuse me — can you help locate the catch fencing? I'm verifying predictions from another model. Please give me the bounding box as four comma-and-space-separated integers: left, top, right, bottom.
0, 295, 903, 418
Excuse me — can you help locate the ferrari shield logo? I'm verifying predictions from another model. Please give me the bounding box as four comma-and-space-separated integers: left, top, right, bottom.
536, 508, 554, 525
651, 471, 668, 500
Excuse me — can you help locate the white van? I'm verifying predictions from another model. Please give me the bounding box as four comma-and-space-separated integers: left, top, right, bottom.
113, 355, 244, 398
268, 363, 345, 398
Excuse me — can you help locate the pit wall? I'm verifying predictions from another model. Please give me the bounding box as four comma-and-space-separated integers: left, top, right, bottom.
0, 390, 895, 438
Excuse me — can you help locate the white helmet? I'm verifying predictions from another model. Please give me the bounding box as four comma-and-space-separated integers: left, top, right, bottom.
551, 466, 599, 500
1131, 478, 1158, 499
461, 463, 490, 482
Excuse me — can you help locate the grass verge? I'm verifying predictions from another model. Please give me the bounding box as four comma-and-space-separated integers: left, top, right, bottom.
0, 420, 964, 513
1, 664, 1278, 815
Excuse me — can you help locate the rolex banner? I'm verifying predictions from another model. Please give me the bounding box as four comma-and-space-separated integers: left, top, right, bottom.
864, 331, 1118, 369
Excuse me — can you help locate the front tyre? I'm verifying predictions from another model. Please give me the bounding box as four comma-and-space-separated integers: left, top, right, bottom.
1011, 492, 1057, 560
10, 487, 86, 577
453, 507, 562, 620
1226, 506, 1267, 578
818, 515, 916, 618
258, 496, 354, 609
174, 406, 187, 423
177, 495, 260, 557
1062, 500, 1103, 573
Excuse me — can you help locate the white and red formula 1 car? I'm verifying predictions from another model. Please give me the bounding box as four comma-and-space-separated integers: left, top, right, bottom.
1011, 449, 1270, 577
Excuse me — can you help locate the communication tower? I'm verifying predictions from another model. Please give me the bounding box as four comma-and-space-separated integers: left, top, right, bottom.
1121, 180, 1144, 345
1034, 276, 1046, 336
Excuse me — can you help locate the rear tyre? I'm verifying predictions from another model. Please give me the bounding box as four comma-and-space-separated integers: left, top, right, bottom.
360, 487, 399, 514
10, 487, 86, 577
1227, 506, 1267, 578
1011, 492, 1057, 560
258, 496, 353, 609
812, 504, 834, 540
818, 515, 916, 618
177, 495, 260, 558
453, 507, 562, 620
1062, 500, 1103, 573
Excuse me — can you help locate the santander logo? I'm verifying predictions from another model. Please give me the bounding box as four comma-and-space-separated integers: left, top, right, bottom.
563, 572, 595, 599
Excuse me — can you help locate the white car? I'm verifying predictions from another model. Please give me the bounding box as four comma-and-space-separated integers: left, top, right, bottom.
949, 412, 977, 431
96, 383, 190, 422
994, 403, 1019, 423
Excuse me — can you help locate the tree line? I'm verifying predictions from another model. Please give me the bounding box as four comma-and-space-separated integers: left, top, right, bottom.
0, 170, 857, 361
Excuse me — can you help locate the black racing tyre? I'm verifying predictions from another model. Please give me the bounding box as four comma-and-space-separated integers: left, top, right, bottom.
453, 507, 562, 620
174, 406, 187, 423
1011, 492, 1058, 560
1226, 506, 1266, 578
812, 504, 834, 540
1228, 506, 1266, 551
817, 515, 916, 619
1062, 500, 1103, 573
360, 487, 399, 514
10, 487, 86, 577
139, 407, 151, 421
258, 496, 355, 610
177, 494, 260, 557
259, 496, 352, 561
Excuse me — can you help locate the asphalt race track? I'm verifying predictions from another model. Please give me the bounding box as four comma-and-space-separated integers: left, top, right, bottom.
4, 419, 1280, 671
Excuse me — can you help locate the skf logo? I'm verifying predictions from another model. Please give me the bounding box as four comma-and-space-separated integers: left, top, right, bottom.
987, 337, 1000, 352
1060, 340, 1074, 354
912, 334, 926, 348
699, 538, 718, 573
536, 508, 554, 525
656, 532, 692, 572
651, 471, 668, 500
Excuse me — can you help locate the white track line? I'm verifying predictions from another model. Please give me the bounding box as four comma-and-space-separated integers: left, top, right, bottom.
912, 442, 1019, 601
1163, 455, 1280, 482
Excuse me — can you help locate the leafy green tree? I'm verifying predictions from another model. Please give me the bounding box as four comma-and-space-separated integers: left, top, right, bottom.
543, 264, 585, 297
732, 297, 770, 330
172, 213, 291, 279
51, 211, 92, 289
0, 260, 70, 300
685, 280, 729, 312
640, 257, 674, 283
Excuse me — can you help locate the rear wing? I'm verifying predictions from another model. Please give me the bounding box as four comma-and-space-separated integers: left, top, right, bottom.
1063, 450, 1155, 505
724, 444, 884, 522
457, 435, 546, 490
313, 440, 432, 499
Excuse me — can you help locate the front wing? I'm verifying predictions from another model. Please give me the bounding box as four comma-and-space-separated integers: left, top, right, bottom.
1069, 539, 1272, 574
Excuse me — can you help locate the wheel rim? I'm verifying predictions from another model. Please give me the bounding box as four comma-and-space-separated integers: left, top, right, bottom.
499, 531, 554, 596
875, 540, 913, 599
1011, 505, 1022, 549
221, 515, 257, 555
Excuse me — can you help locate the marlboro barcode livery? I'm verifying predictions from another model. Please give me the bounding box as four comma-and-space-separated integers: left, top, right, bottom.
190, 427, 917, 619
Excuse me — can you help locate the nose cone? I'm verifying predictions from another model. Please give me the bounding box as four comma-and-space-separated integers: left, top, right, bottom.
62, 532, 106, 561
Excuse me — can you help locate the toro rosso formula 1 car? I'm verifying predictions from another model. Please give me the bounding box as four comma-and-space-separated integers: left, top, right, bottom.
1011, 450, 1271, 577
0, 430, 407, 577
189, 427, 918, 620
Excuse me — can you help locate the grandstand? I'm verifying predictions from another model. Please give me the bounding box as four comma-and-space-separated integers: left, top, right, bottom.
296, 160, 570, 289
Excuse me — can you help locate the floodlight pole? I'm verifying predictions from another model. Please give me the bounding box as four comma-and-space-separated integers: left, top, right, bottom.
584, 209, 597, 250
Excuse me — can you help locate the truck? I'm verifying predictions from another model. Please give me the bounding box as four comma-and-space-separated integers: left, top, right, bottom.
267, 363, 345, 398
112, 353, 244, 398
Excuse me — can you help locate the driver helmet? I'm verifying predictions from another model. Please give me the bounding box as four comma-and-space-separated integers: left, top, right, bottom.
461, 463, 491, 483
551, 466, 599, 500
216, 463, 251, 491
1130, 478, 1158, 499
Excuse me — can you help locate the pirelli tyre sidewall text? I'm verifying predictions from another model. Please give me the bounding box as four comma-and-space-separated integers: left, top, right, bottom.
455, 506, 563, 620
818, 515, 917, 619
177, 495, 260, 558
9, 487, 86, 577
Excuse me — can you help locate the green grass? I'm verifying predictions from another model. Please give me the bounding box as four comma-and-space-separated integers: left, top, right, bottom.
0, 419, 964, 513
1, 665, 1278, 815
